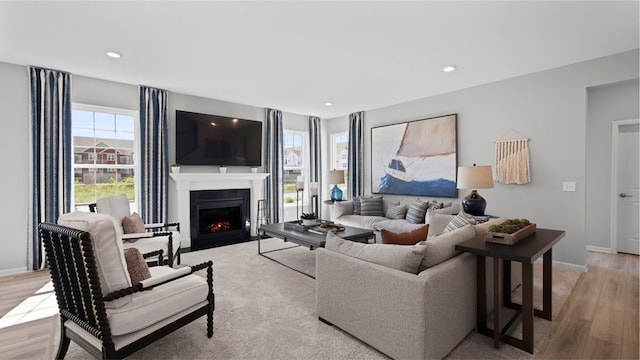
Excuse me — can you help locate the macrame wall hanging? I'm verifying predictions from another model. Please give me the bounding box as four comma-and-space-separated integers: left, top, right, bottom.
494, 137, 531, 184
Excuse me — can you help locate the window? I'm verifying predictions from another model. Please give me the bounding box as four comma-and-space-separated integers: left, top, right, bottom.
283, 130, 307, 207
330, 132, 349, 198
72, 105, 138, 211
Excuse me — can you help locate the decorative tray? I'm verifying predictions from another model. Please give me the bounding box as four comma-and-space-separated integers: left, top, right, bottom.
485, 223, 536, 245
283, 221, 317, 232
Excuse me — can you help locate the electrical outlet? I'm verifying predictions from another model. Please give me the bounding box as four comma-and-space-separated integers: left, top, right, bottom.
562, 182, 576, 192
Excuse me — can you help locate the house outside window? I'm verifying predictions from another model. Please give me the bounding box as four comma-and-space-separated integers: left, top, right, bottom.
283, 130, 307, 207
330, 132, 349, 198
72, 104, 138, 211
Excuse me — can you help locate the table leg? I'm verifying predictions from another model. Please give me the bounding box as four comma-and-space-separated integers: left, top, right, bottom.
493, 257, 502, 349
522, 262, 534, 353
477, 255, 487, 333
540, 248, 553, 320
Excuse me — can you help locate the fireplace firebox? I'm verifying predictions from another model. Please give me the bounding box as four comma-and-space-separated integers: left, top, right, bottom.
190, 189, 251, 250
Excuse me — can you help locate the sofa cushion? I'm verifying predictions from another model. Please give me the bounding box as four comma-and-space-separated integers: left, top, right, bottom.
123, 248, 151, 285
381, 224, 430, 245
325, 232, 423, 274
334, 200, 354, 218
359, 196, 384, 216
405, 199, 429, 224
385, 203, 408, 220
122, 212, 146, 234
336, 214, 387, 230
425, 208, 455, 237
372, 219, 425, 233
416, 224, 476, 270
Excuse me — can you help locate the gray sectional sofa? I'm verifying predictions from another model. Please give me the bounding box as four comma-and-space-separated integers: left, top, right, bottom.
316, 213, 519, 359
332, 198, 461, 241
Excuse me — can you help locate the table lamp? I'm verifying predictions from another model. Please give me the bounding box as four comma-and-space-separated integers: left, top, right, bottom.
457, 164, 494, 216
328, 170, 345, 201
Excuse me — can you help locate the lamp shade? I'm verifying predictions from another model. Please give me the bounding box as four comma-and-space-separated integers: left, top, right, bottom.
328, 170, 345, 185
457, 165, 494, 190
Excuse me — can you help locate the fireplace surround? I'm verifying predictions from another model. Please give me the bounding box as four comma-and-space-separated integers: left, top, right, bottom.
170, 172, 269, 250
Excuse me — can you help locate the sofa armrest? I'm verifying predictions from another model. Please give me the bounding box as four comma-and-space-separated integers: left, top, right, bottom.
417, 252, 477, 358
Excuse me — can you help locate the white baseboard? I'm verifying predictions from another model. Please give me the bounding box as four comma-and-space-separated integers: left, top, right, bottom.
586, 245, 614, 254
0, 266, 29, 276
534, 258, 587, 272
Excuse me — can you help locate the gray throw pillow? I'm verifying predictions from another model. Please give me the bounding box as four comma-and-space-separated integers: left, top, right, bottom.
359, 197, 383, 216
443, 210, 478, 233
352, 197, 362, 215
405, 199, 428, 224
385, 203, 408, 220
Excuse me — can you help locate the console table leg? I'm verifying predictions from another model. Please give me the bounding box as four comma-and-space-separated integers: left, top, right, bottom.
522, 262, 534, 353
493, 257, 502, 349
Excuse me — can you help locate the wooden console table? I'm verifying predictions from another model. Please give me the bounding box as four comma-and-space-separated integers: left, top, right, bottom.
455, 228, 565, 353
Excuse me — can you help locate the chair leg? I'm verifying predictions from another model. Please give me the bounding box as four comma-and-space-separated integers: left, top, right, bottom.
55, 318, 71, 360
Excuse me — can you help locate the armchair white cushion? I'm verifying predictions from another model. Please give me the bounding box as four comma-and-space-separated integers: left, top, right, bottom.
95, 194, 181, 266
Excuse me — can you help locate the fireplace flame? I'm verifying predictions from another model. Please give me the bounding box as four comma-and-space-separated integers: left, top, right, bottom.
207, 221, 232, 233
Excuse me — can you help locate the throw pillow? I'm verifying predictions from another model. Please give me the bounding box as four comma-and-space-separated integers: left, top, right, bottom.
443, 210, 478, 233
425, 208, 455, 237
385, 203, 408, 220
359, 197, 384, 216
333, 200, 354, 218
122, 212, 145, 234
381, 224, 430, 245
123, 248, 151, 285
352, 197, 362, 215
405, 199, 429, 224
325, 232, 424, 274
416, 224, 476, 270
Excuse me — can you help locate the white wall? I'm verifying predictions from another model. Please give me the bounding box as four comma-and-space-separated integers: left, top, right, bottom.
324, 50, 639, 269
586, 79, 640, 251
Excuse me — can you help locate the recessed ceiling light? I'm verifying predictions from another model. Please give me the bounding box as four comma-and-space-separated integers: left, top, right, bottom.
324, 102, 333, 107
106, 51, 122, 59
442, 65, 456, 73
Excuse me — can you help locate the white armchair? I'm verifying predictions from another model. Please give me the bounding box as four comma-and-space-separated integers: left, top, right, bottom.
40, 211, 213, 359
90, 194, 181, 266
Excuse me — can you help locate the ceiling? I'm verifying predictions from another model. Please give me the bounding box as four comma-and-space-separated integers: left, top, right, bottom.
1, 1, 638, 118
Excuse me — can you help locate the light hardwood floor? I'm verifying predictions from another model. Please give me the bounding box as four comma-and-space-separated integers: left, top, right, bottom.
0, 252, 637, 359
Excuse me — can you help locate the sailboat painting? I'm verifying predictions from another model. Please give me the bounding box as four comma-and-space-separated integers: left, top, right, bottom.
371, 114, 458, 197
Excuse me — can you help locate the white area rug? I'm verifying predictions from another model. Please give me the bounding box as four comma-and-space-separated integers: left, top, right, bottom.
61, 238, 579, 359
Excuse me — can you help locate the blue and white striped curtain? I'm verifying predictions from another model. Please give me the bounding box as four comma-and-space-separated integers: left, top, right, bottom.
348, 111, 364, 198
139, 86, 169, 223
29, 66, 72, 270
265, 108, 283, 223
308, 116, 322, 218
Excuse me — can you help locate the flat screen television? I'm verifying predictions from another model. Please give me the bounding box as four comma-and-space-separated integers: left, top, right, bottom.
175, 110, 262, 166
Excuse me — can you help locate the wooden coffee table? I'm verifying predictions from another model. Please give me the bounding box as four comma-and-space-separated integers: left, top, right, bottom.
258, 222, 375, 277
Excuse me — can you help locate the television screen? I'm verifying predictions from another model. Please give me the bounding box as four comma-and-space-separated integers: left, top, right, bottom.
176, 110, 262, 166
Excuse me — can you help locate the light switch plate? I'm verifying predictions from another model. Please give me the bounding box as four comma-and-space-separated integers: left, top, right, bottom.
563, 182, 577, 192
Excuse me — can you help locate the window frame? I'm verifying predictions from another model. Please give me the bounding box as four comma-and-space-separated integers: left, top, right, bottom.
71, 103, 140, 210
330, 132, 349, 198
282, 129, 309, 208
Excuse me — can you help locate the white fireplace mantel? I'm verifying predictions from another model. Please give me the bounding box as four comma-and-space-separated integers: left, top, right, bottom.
170, 172, 269, 248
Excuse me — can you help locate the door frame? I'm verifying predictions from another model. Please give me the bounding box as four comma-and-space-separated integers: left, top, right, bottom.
610, 118, 639, 253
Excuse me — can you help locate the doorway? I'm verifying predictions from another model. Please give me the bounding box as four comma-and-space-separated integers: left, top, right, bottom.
611, 119, 639, 255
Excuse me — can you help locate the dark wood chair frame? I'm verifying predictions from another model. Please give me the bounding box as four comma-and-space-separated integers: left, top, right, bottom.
40, 222, 214, 359
88, 203, 182, 266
